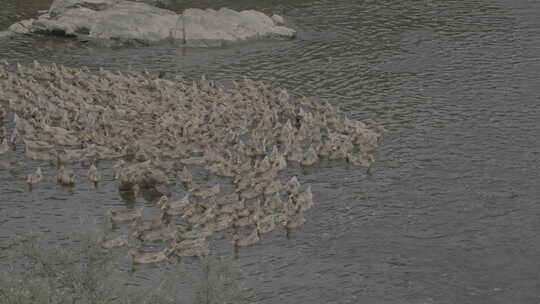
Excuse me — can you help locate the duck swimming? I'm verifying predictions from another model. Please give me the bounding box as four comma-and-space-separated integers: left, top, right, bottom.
286, 176, 301, 196
101, 235, 128, 249
0, 104, 6, 120
128, 245, 176, 264
57, 165, 75, 186
87, 163, 101, 185
191, 183, 220, 200
108, 207, 143, 224
26, 167, 43, 189
0, 138, 8, 154
233, 227, 260, 248
0, 62, 383, 258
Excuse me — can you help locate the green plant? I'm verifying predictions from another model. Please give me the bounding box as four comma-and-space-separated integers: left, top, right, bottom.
0, 233, 249, 304
1, 233, 120, 304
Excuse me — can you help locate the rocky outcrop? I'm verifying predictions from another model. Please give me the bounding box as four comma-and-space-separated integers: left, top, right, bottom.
3, 0, 295, 46
132, 0, 171, 9
8, 19, 36, 35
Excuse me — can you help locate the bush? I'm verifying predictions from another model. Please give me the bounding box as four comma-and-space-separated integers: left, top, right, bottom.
0, 233, 248, 304
0, 233, 117, 304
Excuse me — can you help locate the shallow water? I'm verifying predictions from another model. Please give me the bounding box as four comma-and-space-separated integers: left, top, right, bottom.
2, 0, 540, 303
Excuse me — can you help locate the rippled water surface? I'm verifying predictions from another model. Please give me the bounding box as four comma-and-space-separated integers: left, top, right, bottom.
2, 0, 540, 303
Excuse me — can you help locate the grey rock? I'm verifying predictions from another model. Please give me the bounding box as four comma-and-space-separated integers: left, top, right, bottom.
8, 0, 296, 46
271, 14, 285, 26
132, 0, 171, 9
89, 2, 179, 42
181, 8, 295, 47
48, 0, 120, 17
8, 19, 36, 34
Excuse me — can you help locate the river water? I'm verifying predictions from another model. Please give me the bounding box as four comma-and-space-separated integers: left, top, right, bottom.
1, 0, 540, 303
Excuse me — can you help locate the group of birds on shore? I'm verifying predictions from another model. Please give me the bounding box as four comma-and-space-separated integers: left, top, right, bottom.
0, 60, 383, 264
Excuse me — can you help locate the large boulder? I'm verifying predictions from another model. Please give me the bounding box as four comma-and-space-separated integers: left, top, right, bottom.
132, 0, 171, 9
49, 0, 121, 17
8, 19, 36, 35
182, 8, 295, 45
4, 0, 295, 46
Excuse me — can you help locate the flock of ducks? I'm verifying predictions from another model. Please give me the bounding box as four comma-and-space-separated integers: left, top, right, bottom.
0, 60, 384, 264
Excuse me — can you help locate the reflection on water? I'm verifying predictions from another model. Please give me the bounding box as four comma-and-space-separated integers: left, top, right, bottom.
2, 0, 540, 303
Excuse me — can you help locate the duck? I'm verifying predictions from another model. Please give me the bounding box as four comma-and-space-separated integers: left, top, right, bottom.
7, 129, 19, 151
161, 202, 194, 217
220, 192, 240, 205
0, 62, 385, 258
26, 167, 43, 186
285, 211, 306, 229
263, 179, 281, 196
287, 142, 304, 163
0, 138, 9, 154
180, 156, 205, 165
217, 198, 245, 214
167, 193, 191, 209
233, 210, 254, 228
254, 156, 271, 173
191, 183, 220, 200
133, 224, 179, 243
233, 227, 260, 248
346, 152, 374, 167
269, 145, 280, 163
23, 138, 54, 150
173, 238, 209, 257
131, 212, 169, 234
256, 213, 276, 234
112, 159, 126, 180
101, 235, 128, 249
301, 146, 319, 166
264, 192, 284, 211
233, 174, 254, 192
285, 176, 301, 196
87, 163, 102, 184
108, 207, 143, 224
57, 165, 75, 186
128, 245, 176, 264
272, 152, 287, 171
238, 186, 260, 200
25, 145, 55, 162
0, 160, 22, 171
207, 213, 234, 232
0, 104, 6, 120
138, 167, 169, 189
295, 185, 314, 212
155, 195, 169, 207
154, 157, 176, 173
185, 207, 215, 225
178, 224, 214, 240
175, 237, 207, 249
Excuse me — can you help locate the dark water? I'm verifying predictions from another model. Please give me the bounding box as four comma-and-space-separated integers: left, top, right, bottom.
2, 0, 540, 303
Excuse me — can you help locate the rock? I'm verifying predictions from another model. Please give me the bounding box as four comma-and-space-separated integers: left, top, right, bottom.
48, 0, 120, 17
270, 26, 296, 38
7, 0, 295, 46
182, 8, 295, 47
88, 2, 179, 42
7, 19, 36, 35
132, 0, 171, 9
271, 14, 285, 25
33, 9, 92, 36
